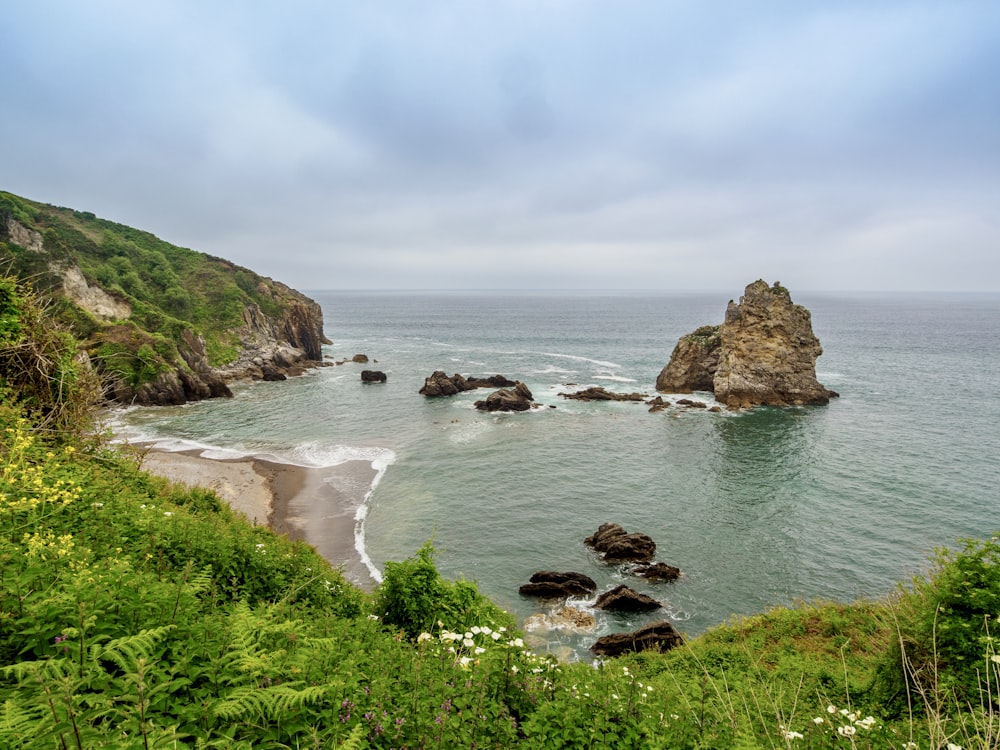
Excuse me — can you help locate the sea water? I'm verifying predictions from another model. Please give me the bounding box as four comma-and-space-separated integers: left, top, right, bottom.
112, 290, 1000, 658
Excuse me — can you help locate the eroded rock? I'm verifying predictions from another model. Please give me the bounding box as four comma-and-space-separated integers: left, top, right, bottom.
656, 281, 839, 409
559, 387, 648, 402
519, 570, 597, 598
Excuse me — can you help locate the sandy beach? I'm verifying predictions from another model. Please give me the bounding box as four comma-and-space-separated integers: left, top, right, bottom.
137, 445, 380, 588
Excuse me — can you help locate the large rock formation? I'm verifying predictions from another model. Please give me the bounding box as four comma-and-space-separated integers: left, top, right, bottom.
656, 280, 838, 409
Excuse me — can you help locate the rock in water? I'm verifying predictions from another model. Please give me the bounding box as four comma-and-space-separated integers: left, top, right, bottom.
656, 280, 839, 409
584, 523, 656, 562
594, 585, 662, 612
361, 370, 387, 383
590, 621, 684, 657
474, 382, 536, 412
519, 571, 597, 598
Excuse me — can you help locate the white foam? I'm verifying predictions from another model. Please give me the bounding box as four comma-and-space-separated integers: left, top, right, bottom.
355, 452, 396, 584
538, 352, 622, 369
593, 374, 638, 383
529, 365, 577, 376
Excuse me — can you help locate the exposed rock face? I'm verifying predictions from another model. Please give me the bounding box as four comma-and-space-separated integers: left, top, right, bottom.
361, 370, 387, 383
590, 621, 684, 657
519, 571, 598, 598
59, 265, 132, 320
474, 382, 536, 412
656, 281, 839, 409
585, 523, 656, 563
6, 219, 44, 253
555, 606, 596, 630
594, 585, 662, 612
419, 371, 518, 396
655, 325, 721, 393
559, 386, 648, 402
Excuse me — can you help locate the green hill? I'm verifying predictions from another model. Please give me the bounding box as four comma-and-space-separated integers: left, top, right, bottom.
0, 190, 328, 405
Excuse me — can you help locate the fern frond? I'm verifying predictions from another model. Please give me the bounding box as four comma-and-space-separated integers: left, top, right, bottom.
337, 724, 367, 750
212, 682, 328, 722
2, 656, 77, 684
91, 624, 175, 673
0, 698, 40, 741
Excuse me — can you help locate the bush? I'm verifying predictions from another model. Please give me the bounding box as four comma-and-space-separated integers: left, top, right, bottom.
375, 541, 514, 639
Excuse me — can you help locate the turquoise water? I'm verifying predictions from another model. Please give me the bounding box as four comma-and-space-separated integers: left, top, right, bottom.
114, 290, 1000, 657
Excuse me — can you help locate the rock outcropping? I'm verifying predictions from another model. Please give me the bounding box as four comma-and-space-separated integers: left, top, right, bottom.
590, 621, 684, 657
656, 280, 838, 409
419, 371, 517, 396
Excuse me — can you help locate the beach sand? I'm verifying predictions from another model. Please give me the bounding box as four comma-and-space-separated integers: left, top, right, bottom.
137, 446, 380, 588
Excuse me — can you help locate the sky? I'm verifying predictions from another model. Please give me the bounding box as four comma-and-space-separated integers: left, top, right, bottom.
3, 1, 999, 292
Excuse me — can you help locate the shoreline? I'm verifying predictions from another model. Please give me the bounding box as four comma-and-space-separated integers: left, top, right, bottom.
135, 444, 381, 590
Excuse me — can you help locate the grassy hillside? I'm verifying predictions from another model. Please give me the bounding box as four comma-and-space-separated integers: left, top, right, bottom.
3, 274, 999, 748
0, 191, 319, 400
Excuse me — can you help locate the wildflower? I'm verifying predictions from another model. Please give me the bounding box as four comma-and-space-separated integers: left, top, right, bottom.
837, 725, 856, 738
903, 744, 918, 750
992, 655, 1000, 664
163, 511, 173, 517
781, 729, 804, 740
827, 705, 837, 714
470, 626, 482, 635
367, 614, 380, 621
491, 631, 502, 641
856, 716, 876, 730
463, 638, 475, 648
511, 666, 519, 673
417, 632, 432, 643
947, 744, 963, 750
474, 647, 485, 655
458, 656, 473, 668
480, 626, 492, 635
812, 717, 825, 725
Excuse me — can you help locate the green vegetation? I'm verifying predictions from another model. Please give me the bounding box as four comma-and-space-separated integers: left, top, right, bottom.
0, 190, 307, 397
3, 273, 1000, 748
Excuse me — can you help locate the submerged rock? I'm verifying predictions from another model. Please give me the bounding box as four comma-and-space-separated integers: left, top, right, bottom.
558, 386, 648, 402
656, 280, 839, 409
590, 621, 684, 657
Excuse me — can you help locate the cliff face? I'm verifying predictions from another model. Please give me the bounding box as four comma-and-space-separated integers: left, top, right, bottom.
0, 191, 330, 407
656, 280, 838, 409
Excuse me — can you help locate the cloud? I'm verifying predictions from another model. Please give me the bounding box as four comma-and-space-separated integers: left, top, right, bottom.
2, 1, 999, 290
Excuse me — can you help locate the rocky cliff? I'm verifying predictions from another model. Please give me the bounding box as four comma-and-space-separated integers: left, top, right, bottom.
1, 191, 330, 406
656, 280, 838, 409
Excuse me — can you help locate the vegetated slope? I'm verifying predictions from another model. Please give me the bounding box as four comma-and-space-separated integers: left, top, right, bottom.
0, 190, 328, 405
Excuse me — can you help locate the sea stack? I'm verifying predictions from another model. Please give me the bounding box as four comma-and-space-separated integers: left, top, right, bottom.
657, 280, 838, 409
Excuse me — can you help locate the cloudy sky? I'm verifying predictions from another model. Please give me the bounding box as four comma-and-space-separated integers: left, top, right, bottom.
3, 1, 999, 291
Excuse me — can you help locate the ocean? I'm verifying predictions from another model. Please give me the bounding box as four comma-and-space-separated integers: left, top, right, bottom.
112, 290, 1000, 659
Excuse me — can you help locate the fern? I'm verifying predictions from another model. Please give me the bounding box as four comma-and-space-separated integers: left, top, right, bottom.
91, 624, 175, 673
212, 682, 328, 721
337, 724, 367, 750
0, 698, 39, 745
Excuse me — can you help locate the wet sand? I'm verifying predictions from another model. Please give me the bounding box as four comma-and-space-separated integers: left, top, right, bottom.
137, 445, 380, 589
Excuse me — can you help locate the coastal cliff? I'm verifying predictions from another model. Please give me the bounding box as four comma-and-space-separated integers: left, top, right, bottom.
0, 190, 329, 406
657, 280, 838, 409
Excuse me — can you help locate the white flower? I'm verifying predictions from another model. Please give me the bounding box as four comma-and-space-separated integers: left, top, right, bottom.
491, 631, 502, 641
474, 647, 485, 655
463, 638, 475, 648
163, 511, 173, 517
470, 626, 482, 635
511, 665, 519, 673
947, 744, 963, 750
781, 729, 804, 740
837, 725, 856, 738
812, 717, 825, 725
481, 626, 492, 635
856, 715, 876, 730
417, 632, 432, 643
827, 705, 837, 714
458, 656, 473, 668
367, 614, 379, 621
